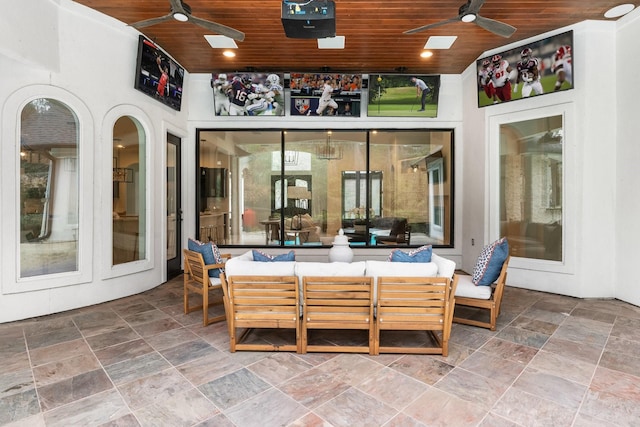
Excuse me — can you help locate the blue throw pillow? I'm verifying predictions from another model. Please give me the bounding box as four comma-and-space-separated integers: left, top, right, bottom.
252, 249, 295, 262
472, 238, 509, 285
388, 245, 432, 263
188, 238, 224, 278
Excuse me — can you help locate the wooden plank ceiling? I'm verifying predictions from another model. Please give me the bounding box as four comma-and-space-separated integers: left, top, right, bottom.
74, 0, 629, 74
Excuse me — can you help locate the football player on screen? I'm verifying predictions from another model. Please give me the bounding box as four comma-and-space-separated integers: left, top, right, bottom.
489, 54, 513, 102
211, 73, 230, 116
265, 74, 284, 116
246, 79, 272, 116
552, 45, 572, 91
514, 48, 544, 98
478, 59, 498, 104
228, 75, 251, 116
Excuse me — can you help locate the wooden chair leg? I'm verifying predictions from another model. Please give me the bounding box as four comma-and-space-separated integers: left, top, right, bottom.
202, 283, 209, 326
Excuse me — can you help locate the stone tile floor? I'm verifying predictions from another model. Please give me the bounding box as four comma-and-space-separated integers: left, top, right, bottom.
1, 276, 640, 426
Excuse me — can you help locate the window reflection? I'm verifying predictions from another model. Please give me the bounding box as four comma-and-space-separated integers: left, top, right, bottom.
197, 129, 454, 247
500, 115, 563, 261
112, 116, 146, 265
20, 98, 79, 277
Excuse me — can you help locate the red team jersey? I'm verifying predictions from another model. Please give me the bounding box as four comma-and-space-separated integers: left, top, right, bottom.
490, 59, 512, 101
157, 72, 168, 96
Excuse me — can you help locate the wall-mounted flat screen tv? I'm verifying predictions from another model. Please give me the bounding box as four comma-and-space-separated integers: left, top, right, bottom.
134, 35, 185, 111
367, 74, 441, 117
477, 30, 573, 107
289, 73, 362, 117
211, 72, 285, 116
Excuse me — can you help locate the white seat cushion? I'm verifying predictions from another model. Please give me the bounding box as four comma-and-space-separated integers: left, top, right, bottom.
209, 277, 222, 286
454, 274, 492, 300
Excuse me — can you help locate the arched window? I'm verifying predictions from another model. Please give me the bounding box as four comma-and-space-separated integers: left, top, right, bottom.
20, 98, 79, 277
112, 116, 147, 265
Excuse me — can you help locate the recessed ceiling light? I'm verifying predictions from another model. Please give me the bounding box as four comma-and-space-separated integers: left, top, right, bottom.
318, 36, 345, 49
222, 51, 236, 58
204, 35, 238, 49
420, 51, 434, 58
604, 3, 635, 18
424, 36, 457, 49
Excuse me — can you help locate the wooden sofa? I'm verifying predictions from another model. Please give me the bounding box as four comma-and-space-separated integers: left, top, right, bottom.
218, 250, 458, 355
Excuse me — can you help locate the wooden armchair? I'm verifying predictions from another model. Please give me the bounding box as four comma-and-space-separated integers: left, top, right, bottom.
301, 276, 375, 354
375, 276, 457, 356
183, 249, 231, 326
453, 256, 510, 331
222, 275, 300, 353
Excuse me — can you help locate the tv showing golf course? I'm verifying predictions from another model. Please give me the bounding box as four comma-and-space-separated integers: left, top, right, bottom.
367, 74, 440, 117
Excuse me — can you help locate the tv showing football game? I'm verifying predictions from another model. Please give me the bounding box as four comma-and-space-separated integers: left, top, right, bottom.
289, 73, 362, 117
134, 35, 185, 111
211, 72, 285, 116
367, 74, 441, 117
477, 30, 573, 107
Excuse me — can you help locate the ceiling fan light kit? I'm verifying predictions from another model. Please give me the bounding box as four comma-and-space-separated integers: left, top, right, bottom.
172, 12, 188, 22
404, 0, 516, 38
130, 0, 245, 42
461, 13, 476, 23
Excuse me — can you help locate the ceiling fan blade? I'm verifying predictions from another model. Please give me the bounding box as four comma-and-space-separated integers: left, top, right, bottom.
130, 13, 174, 29
168, 0, 187, 15
474, 15, 516, 38
403, 17, 461, 35
188, 15, 245, 41
466, 0, 487, 14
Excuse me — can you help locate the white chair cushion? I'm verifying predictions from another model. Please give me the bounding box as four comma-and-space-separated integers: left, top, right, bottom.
209, 277, 222, 286
454, 274, 492, 300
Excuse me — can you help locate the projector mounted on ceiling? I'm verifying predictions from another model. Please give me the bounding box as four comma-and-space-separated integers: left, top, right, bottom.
281, 0, 336, 39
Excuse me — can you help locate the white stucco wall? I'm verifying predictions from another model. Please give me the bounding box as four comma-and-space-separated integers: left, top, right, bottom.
614, 9, 640, 306
0, 0, 188, 322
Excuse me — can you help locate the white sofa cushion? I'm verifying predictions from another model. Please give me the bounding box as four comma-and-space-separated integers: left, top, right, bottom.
295, 261, 366, 280
224, 257, 296, 277
454, 274, 492, 300
365, 260, 438, 279
431, 253, 456, 279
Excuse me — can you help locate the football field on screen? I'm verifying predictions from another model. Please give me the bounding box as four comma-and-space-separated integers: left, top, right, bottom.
368, 86, 437, 117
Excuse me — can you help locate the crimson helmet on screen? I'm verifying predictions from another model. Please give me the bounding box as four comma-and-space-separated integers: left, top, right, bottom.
520, 48, 533, 61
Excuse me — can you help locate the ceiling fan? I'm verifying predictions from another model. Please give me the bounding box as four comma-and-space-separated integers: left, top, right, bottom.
404, 0, 516, 38
130, 0, 245, 42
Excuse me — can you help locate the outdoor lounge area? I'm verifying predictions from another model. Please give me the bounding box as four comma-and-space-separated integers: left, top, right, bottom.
1, 274, 639, 426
